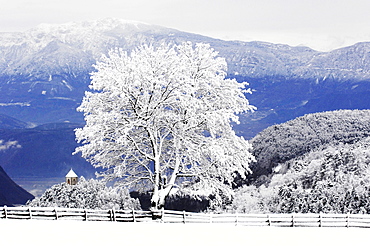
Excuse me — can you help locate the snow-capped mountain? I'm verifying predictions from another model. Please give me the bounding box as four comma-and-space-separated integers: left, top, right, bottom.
0, 18, 204, 77
2, 19, 370, 87
0, 18, 369, 130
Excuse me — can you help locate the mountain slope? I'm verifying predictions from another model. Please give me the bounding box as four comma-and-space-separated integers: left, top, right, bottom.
230, 110, 370, 213
0, 165, 34, 206
0, 114, 30, 129
247, 109, 370, 185
232, 135, 370, 214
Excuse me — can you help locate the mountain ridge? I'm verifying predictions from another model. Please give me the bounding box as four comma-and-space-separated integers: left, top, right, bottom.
3, 18, 370, 80
0, 18, 369, 133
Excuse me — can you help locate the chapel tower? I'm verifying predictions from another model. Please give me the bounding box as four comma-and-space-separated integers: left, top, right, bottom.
65, 168, 78, 185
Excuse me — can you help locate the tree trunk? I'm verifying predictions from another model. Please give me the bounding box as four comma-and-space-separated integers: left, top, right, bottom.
151, 185, 173, 211
151, 172, 161, 210
151, 141, 180, 211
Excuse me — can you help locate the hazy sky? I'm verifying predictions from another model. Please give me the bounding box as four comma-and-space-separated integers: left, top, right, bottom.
1, 0, 370, 51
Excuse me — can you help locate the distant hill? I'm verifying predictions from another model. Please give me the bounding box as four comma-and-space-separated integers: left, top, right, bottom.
0, 165, 34, 206
0, 114, 30, 129
247, 109, 370, 185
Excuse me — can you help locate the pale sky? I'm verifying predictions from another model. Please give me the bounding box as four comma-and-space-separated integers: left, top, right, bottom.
1, 0, 370, 51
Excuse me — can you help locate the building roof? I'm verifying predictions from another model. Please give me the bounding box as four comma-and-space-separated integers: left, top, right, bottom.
65, 168, 78, 178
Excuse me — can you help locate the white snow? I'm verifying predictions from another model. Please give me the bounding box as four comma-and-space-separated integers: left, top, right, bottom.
273, 165, 282, 173
50, 97, 75, 101
0, 219, 367, 246
0, 102, 31, 107
300, 100, 309, 106
61, 80, 73, 91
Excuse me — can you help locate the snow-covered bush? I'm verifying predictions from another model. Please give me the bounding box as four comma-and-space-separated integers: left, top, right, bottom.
226, 185, 270, 213
27, 177, 140, 210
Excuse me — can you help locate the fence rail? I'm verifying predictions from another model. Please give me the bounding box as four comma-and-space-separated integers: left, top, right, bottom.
1, 206, 370, 228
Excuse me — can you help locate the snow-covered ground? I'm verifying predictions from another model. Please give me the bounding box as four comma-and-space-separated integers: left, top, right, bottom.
0, 219, 367, 246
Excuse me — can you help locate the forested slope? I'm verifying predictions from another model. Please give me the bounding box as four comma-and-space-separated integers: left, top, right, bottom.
248, 110, 370, 183
230, 110, 370, 213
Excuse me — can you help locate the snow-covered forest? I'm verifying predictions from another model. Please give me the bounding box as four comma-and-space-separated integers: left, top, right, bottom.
231, 111, 370, 213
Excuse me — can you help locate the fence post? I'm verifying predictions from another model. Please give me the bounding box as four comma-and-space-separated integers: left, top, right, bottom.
319, 213, 322, 227
151, 209, 161, 221
132, 209, 136, 222
209, 213, 213, 224
84, 209, 88, 221
28, 207, 32, 220
4, 206, 7, 219
54, 208, 58, 220
291, 214, 295, 227
346, 213, 350, 228
183, 210, 186, 224
235, 213, 238, 226
111, 208, 116, 222
267, 214, 271, 226
161, 208, 164, 223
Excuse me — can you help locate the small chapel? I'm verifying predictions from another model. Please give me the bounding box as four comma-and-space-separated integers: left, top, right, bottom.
65, 168, 78, 185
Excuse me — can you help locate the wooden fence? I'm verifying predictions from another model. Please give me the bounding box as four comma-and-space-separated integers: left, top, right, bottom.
1, 206, 370, 228
0, 206, 152, 222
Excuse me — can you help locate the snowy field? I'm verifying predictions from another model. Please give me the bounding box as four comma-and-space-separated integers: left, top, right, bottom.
0, 219, 368, 246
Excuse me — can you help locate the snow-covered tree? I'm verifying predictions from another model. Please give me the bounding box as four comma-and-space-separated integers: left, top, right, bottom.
75, 42, 255, 210
27, 177, 140, 210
